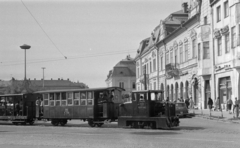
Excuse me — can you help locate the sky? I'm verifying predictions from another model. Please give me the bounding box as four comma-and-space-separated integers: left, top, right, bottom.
0, 0, 186, 88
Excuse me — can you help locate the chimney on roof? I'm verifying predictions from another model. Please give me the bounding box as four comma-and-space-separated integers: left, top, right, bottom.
182, 2, 188, 13
67, 78, 69, 81
51, 78, 53, 80
34, 78, 36, 80
58, 78, 60, 80
126, 55, 131, 60
151, 31, 156, 41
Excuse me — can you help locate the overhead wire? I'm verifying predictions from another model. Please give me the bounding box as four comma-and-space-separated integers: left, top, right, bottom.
20, 0, 67, 59
0, 49, 136, 66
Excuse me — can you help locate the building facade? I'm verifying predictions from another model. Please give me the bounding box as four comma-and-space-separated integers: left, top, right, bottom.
210, 0, 240, 110
135, 0, 217, 109
105, 55, 136, 101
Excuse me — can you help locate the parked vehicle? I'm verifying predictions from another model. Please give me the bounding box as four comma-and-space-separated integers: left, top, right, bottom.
175, 102, 188, 117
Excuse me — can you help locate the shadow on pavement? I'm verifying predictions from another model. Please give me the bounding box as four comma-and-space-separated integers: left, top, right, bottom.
173, 126, 205, 131
131, 131, 180, 135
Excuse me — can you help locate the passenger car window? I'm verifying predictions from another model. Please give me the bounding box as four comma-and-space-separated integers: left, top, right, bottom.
74, 92, 80, 105
61, 92, 66, 106
43, 93, 48, 106
55, 93, 61, 106
67, 92, 73, 106
87, 92, 94, 105
49, 93, 54, 106
80, 92, 86, 105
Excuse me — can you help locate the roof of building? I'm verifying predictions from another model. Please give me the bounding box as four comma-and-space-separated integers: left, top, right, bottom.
0, 78, 88, 95
135, 8, 189, 59
106, 55, 136, 81
112, 67, 136, 77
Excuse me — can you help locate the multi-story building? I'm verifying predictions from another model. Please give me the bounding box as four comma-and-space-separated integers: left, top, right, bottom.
105, 55, 136, 101
135, 3, 189, 92
210, 0, 240, 110
135, 1, 215, 109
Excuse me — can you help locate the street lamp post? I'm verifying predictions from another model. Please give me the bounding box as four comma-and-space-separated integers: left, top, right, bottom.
20, 44, 31, 80
42, 67, 46, 88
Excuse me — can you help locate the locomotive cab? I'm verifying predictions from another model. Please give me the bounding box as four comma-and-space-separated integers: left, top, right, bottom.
118, 90, 179, 129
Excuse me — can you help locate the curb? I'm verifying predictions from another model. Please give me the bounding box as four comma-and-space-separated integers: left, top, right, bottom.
193, 114, 240, 124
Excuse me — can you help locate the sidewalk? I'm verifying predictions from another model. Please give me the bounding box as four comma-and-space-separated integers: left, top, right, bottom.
187, 109, 240, 124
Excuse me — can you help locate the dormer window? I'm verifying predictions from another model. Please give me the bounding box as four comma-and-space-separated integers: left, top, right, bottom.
151, 32, 156, 41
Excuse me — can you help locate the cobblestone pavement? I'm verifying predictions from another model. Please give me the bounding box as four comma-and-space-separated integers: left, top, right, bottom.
0, 118, 240, 148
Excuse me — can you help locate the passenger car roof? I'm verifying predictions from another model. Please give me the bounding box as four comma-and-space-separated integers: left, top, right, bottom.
34, 87, 125, 94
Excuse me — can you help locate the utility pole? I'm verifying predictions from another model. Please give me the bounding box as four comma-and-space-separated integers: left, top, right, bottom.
42, 67, 46, 88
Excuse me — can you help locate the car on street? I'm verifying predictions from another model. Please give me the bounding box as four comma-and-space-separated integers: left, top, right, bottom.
175, 102, 188, 117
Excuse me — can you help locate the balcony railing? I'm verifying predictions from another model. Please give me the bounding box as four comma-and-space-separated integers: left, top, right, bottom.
165, 63, 180, 77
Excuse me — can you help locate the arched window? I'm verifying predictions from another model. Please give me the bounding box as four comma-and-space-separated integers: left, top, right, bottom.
175, 46, 178, 64
180, 45, 183, 63
184, 41, 188, 62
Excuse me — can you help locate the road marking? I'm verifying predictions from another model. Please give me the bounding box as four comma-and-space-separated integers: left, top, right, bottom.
156, 137, 235, 143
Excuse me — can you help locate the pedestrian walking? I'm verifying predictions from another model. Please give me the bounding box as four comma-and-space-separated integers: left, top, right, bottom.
207, 97, 213, 110
233, 97, 239, 118
185, 97, 189, 109
189, 97, 194, 109
180, 97, 184, 102
214, 97, 220, 111
226, 97, 233, 114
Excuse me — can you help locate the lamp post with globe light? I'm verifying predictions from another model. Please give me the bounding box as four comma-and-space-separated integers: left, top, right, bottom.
20, 44, 31, 93
20, 44, 31, 80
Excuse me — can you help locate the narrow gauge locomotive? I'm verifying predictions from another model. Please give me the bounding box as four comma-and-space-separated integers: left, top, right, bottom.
34, 87, 124, 127
118, 90, 179, 129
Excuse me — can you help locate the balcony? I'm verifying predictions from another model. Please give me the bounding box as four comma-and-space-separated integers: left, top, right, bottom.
165, 63, 180, 77
139, 74, 149, 84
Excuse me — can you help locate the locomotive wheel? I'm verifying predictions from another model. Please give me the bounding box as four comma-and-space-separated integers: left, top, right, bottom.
21, 122, 26, 125
130, 122, 137, 128
149, 122, 156, 129
12, 122, 18, 125
51, 120, 59, 126
88, 120, 96, 127
29, 121, 34, 125
96, 123, 104, 127
60, 120, 67, 126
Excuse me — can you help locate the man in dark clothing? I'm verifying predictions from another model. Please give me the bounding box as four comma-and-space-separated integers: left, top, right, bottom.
15, 102, 20, 116
185, 98, 189, 109
208, 97, 213, 110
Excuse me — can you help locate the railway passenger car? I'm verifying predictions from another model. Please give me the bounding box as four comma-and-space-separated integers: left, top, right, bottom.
118, 90, 179, 129
0, 93, 40, 125
35, 87, 125, 127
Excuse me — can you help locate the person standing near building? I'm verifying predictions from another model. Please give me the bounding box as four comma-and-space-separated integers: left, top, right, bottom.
185, 97, 189, 109
207, 97, 213, 111
227, 97, 233, 114
233, 97, 239, 118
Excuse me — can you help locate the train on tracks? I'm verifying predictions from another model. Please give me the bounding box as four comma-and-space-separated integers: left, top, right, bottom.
0, 87, 179, 129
